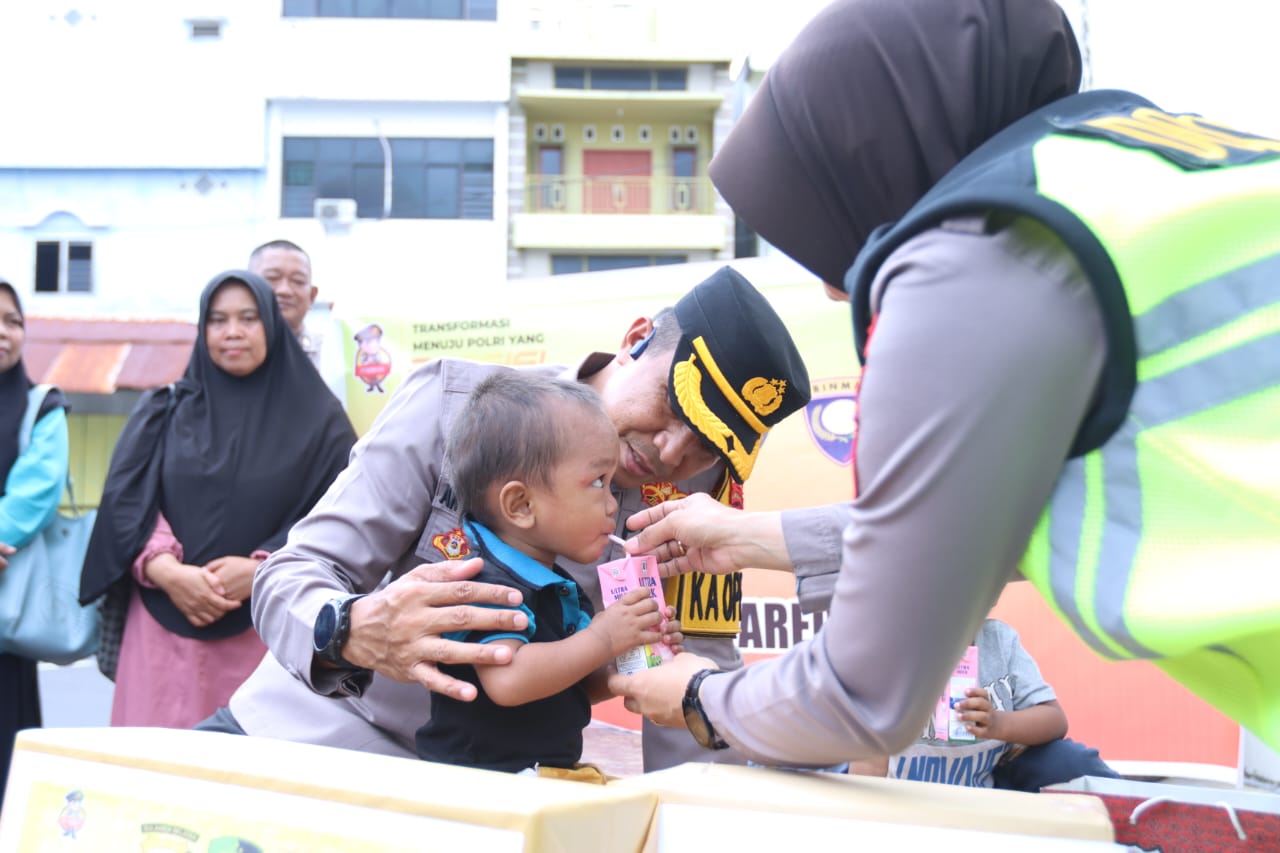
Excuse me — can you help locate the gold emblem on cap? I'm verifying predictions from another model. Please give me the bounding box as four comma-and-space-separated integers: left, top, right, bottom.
671, 335, 776, 482
741, 377, 786, 417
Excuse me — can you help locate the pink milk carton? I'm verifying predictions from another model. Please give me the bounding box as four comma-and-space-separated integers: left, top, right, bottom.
931, 644, 980, 741
947, 644, 980, 741
597, 554, 675, 675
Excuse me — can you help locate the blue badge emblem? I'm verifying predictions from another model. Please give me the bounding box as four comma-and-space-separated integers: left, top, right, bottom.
804, 378, 858, 466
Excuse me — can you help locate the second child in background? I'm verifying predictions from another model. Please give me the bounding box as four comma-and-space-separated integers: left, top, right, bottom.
414, 373, 681, 778
850, 618, 1119, 791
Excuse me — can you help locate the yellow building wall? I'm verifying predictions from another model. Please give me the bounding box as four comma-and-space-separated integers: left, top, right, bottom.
65, 412, 127, 510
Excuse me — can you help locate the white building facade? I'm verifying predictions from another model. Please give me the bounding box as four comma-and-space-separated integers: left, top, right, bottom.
0, 0, 511, 320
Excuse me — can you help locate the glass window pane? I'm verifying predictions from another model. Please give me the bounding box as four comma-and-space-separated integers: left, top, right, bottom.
590, 68, 650, 90
315, 162, 353, 199
353, 138, 385, 163
318, 0, 354, 15
283, 0, 317, 17
67, 243, 93, 293
465, 0, 496, 20
390, 0, 430, 16
353, 164, 384, 217
462, 138, 493, 164
391, 138, 428, 161
428, 0, 462, 18
734, 216, 759, 259
283, 137, 316, 159
426, 139, 462, 164
391, 164, 426, 217
656, 68, 687, 90
554, 67, 586, 89
587, 255, 649, 272
353, 0, 388, 16
316, 137, 355, 161
282, 186, 315, 217
34, 242, 59, 292
284, 161, 314, 186
426, 165, 459, 217
551, 256, 583, 276
460, 168, 492, 219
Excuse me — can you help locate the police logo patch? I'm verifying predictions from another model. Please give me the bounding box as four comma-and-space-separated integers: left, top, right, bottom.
432, 527, 472, 560
641, 482, 687, 507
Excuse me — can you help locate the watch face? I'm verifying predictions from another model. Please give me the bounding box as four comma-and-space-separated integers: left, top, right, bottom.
313, 601, 338, 651
683, 702, 713, 749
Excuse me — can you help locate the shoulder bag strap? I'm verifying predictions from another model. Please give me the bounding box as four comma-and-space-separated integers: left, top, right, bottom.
18, 383, 76, 514
17, 384, 55, 456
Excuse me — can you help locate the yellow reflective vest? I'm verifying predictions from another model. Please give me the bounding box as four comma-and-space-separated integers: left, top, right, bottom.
848, 89, 1280, 751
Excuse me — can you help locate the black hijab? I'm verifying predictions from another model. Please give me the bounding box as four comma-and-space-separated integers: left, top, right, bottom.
80, 271, 356, 640
0, 281, 65, 492
709, 0, 1081, 287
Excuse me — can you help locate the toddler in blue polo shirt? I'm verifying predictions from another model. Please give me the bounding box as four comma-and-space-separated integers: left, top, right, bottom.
415, 371, 680, 776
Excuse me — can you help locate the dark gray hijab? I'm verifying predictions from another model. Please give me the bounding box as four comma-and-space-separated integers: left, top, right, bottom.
710, 0, 1081, 286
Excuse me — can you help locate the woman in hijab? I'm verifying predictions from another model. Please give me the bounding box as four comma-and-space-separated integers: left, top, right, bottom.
80, 270, 356, 729
0, 279, 69, 802
614, 0, 1280, 772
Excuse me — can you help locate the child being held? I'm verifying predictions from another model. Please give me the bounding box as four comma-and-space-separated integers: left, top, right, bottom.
850, 618, 1118, 791
414, 372, 680, 776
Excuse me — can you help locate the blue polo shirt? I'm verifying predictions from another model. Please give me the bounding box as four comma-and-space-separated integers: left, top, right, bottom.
414, 519, 595, 773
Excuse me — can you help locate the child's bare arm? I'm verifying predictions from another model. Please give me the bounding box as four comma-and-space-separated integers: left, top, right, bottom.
476, 589, 664, 706
847, 756, 890, 777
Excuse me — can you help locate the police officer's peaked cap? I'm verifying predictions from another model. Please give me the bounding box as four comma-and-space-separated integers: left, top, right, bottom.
669, 266, 810, 482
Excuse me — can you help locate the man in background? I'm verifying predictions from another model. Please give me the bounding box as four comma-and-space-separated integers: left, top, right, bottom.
248, 239, 346, 403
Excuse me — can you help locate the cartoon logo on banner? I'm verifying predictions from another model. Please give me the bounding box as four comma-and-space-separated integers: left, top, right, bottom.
57, 789, 86, 838
804, 377, 858, 466
353, 323, 392, 393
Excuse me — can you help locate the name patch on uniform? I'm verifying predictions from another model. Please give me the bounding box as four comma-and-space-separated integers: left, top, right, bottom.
664, 571, 742, 638
1055, 106, 1280, 169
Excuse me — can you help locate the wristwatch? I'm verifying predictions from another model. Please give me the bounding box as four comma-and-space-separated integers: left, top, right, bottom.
312, 594, 367, 668
682, 668, 730, 750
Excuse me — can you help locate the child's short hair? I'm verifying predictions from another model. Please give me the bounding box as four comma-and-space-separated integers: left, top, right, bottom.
448, 372, 611, 525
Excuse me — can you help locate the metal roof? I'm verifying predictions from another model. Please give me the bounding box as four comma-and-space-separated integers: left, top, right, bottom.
23, 317, 195, 394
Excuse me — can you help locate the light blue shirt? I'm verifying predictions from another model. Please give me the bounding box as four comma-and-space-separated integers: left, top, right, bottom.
0, 404, 69, 548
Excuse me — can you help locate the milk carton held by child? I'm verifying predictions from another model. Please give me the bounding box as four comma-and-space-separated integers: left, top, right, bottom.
598, 554, 675, 674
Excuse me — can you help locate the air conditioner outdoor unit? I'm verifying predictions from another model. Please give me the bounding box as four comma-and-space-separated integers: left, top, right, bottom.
314, 198, 357, 229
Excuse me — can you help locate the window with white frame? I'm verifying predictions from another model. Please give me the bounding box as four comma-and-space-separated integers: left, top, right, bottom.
34, 240, 93, 293
282, 0, 496, 20
282, 136, 495, 220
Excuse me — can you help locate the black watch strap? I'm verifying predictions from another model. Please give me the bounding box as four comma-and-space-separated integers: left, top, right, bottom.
313, 593, 366, 668
683, 668, 730, 750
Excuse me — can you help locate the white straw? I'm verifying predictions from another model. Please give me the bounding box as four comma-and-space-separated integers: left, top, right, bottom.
608, 534, 628, 547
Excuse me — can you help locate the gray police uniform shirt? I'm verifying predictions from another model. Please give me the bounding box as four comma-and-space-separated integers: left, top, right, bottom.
699, 215, 1107, 766
241, 354, 839, 769
886, 619, 1056, 787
